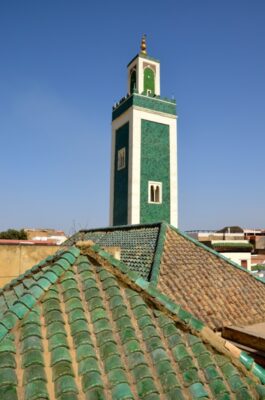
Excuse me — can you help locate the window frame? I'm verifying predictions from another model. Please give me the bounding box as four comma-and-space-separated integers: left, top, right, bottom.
148, 181, 162, 204
117, 147, 126, 171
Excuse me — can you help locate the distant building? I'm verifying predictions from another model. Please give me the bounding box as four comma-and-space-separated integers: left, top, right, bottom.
187, 226, 253, 270
25, 228, 67, 244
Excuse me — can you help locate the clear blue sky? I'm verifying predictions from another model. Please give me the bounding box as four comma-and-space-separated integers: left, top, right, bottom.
0, 1, 264, 234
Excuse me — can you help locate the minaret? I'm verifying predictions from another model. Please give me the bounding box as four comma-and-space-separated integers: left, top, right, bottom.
110, 36, 178, 226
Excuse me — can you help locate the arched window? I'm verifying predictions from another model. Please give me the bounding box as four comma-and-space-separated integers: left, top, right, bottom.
148, 181, 162, 204
130, 69, 137, 94
144, 67, 155, 94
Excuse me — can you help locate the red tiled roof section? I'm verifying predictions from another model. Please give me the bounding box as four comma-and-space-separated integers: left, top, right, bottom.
158, 227, 265, 330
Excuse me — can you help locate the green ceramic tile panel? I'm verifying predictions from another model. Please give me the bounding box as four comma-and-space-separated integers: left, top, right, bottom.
113, 122, 129, 226
112, 93, 176, 121
140, 119, 170, 223
144, 67, 155, 94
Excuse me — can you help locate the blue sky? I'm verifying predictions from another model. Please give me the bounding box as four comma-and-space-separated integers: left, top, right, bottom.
0, 1, 264, 233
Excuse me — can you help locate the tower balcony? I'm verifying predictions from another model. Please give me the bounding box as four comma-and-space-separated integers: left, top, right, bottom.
112, 91, 177, 121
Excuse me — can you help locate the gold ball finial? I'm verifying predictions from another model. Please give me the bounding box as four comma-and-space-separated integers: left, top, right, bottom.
140, 34, 147, 55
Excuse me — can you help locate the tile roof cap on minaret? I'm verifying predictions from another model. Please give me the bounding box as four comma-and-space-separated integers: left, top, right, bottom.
127, 35, 160, 67
140, 34, 147, 55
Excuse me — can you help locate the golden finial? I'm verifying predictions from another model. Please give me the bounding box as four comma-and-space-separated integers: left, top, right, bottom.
140, 34, 147, 55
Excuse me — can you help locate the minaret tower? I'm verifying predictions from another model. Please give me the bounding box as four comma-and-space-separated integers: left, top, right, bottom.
110, 36, 178, 226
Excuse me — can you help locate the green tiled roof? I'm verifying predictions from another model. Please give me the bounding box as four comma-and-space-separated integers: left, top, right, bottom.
63, 223, 161, 280
0, 243, 265, 398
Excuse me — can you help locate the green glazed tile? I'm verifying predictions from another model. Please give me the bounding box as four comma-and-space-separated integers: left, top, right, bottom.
197, 353, 214, 369
52, 361, 74, 382
166, 388, 185, 400
105, 354, 123, 373
19, 293, 36, 310
108, 368, 128, 387
0, 337, 16, 353
0, 384, 17, 400
234, 388, 252, 400
46, 322, 66, 339
20, 324, 42, 341
160, 372, 179, 391
183, 368, 200, 385
82, 371, 103, 391
189, 382, 209, 398
10, 302, 29, 319
61, 253, 76, 265
21, 336, 43, 353
133, 364, 152, 381
76, 344, 96, 362
124, 339, 141, 355
87, 297, 103, 312
1, 312, 18, 330
227, 375, 245, 392
115, 316, 132, 331
127, 351, 146, 370
43, 299, 61, 314
106, 286, 120, 299
221, 363, 238, 378
0, 368, 17, 386
93, 318, 112, 334
73, 331, 92, 348
137, 377, 157, 398
23, 365, 46, 384
70, 319, 88, 336
138, 315, 153, 330
0, 352, 16, 368
133, 305, 148, 320
45, 310, 64, 325
142, 325, 159, 340
68, 309, 86, 324
85, 288, 101, 301
172, 344, 189, 361
151, 348, 168, 363
78, 357, 100, 376
43, 271, 58, 284
61, 279, 77, 292
111, 382, 133, 400
65, 298, 83, 313
91, 308, 108, 323
36, 277, 51, 291
156, 360, 173, 377
109, 295, 124, 310
209, 378, 228, 396
48, 333, 68, 351
24, 379, 49, 400
112, 305, 128, 321
100, 341, 119, 360
0, 324, 8, 341
51, 347, 71, 366
120, 328, 136, 344
54, 375, 78, 398
204, 366, 220, 381
84, 387, 105, 400
178, 356, 194, 372
22, 349, 44, 368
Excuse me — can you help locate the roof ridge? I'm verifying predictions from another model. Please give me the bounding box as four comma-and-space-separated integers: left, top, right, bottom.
0, 246, 80, 343
148, 221, 168, 284
169, 224, 265, 285
79, 221, 164, 233
79, 242, 265, 386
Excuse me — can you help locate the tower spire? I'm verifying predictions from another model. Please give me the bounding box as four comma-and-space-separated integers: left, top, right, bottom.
140, 34, 147, 55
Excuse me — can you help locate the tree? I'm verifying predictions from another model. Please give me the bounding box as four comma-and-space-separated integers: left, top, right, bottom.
0, 229, 28, 240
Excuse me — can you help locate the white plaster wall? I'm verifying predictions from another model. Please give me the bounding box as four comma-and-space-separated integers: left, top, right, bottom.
220, 252, 252, 270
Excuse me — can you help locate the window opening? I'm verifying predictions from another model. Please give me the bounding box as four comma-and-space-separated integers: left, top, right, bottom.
148, 181, 162, 204
117, 148, 126, 170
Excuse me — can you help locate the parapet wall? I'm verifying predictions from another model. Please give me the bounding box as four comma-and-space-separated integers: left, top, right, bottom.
0, 244, 59, 286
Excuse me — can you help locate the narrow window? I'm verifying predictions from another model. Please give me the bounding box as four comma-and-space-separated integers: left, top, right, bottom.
117, 148, 126, 170
148, 181, 162, 204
